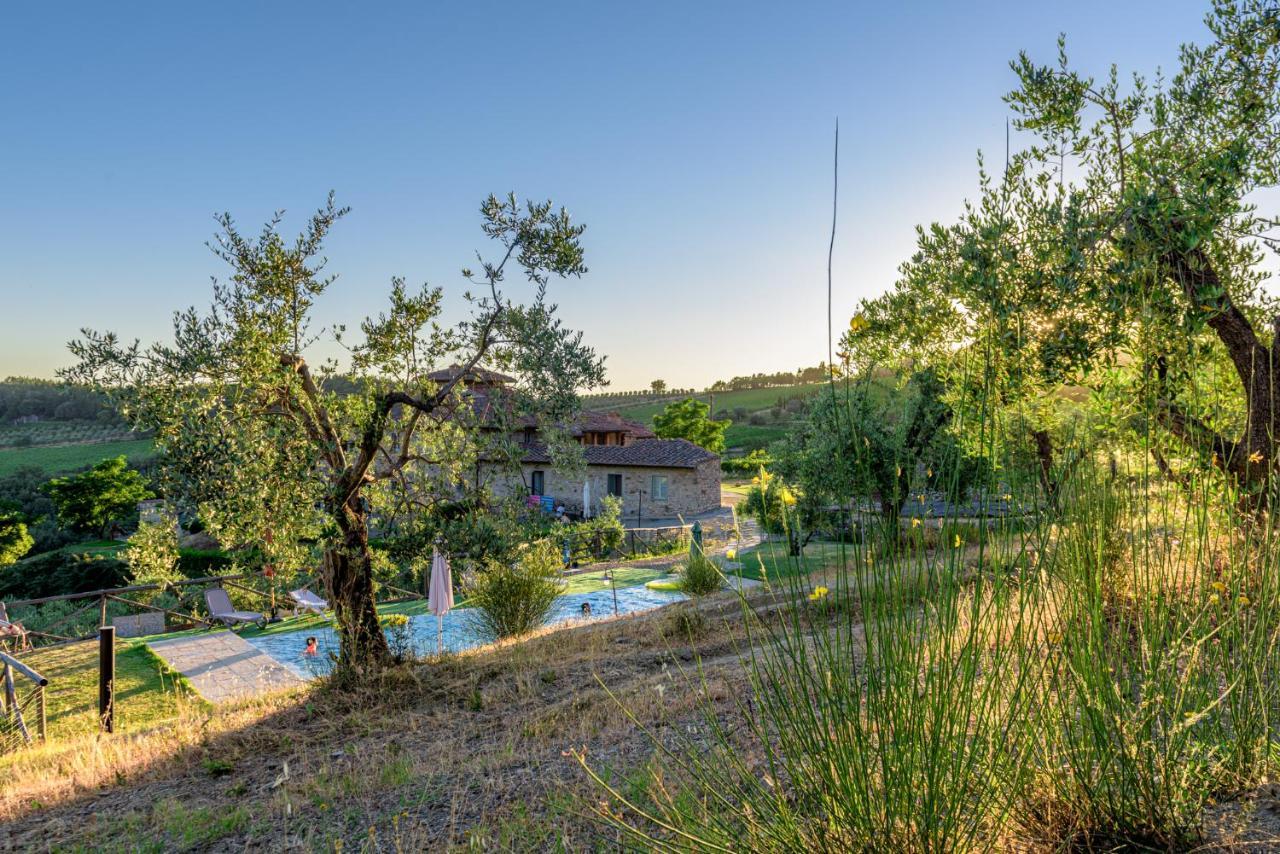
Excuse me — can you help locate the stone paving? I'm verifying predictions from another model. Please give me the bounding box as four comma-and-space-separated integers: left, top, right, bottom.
147, 630, 304, 704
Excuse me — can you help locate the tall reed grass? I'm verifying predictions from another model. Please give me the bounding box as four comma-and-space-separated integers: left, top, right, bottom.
578, 369, 1280, 851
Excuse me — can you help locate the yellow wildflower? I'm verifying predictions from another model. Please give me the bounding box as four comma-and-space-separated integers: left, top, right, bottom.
752, 476, 760, 485
1250, 451, 1264, 464
911, 517, 921, 528
1238, 595, 1251, 607
726, 549, 736, 561
1047, 631, 1062, 645
954, 534, 963, 549
1212, 452, 1220, 467
926, 467, 933, 478
1211, 581, 1226, 594
1208, 593, 1221, 606
808, 586, 830, 601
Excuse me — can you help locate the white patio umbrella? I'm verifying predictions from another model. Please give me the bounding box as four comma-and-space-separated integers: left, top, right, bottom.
428, 546, 454, 655
582, 479, 592, 519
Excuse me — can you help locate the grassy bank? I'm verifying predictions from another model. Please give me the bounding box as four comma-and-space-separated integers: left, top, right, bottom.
9, 641, 197, 742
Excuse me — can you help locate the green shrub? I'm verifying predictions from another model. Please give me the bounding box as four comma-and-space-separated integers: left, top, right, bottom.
464, 540, 562, 641
679, 552, 723, 597
721, 449, 772, 476
0, 549, 130, 599
573, 494, 625, 557
379, 612, 414, 660
176, 549, 234, 578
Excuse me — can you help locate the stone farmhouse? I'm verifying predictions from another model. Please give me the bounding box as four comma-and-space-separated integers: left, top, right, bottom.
427, 366, 722, 521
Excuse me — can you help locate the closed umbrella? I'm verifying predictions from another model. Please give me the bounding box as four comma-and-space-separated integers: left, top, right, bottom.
428, 547, 454, 655
582, 479, 592, 519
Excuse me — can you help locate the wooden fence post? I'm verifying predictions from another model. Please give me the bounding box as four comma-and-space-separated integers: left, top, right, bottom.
98, 626, 115, 734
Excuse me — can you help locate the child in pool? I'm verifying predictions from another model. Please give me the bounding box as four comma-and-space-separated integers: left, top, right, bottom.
304, 636, 318, 656
580, 602, 592, 617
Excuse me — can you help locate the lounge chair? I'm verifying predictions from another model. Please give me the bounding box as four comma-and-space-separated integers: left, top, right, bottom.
203, 588, 265, 628
0, 602, 28, 650
289, 588, 329, 615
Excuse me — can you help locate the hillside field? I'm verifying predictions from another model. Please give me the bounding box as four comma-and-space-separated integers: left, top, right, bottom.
585, 383, 829, 451
0, 438, 155, 477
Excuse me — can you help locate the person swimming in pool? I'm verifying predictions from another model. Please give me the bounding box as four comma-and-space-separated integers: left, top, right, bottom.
580, 602, 592, 617
304, 636, 318, 656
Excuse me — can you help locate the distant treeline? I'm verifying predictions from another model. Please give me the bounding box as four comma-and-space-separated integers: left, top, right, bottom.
0, 378, 120, 423
708, 364, 829, 391
584, 364, 831, 400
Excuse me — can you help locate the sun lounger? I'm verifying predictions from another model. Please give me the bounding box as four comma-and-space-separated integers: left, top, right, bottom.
203, 587, 264, 628
289, 588, 328, 614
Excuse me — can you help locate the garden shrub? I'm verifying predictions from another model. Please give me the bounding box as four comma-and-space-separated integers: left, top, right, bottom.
573, 494, 625, 557
379, 613, 414, 660
721, 449, 773, 476
176, 548, 234, 579
0, 549, 130, 599
464, 540, 562, 641
679, 551, 723, 596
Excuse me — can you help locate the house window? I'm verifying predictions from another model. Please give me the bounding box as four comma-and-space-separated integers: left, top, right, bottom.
651, 475, 668, 501
531, 470, 545, 496
607, 473, 623, 497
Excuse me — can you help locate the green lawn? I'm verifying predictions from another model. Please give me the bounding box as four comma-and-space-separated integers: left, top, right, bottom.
736, 540, 852, 581
19, 640, 198, 740
561, 564, 668, 593
0, 438, 156, 477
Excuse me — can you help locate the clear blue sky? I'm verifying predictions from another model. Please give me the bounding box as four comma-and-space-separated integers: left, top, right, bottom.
0, 1, 1211, 390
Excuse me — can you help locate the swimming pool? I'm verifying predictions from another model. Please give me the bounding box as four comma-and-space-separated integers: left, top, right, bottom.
245, 584, 689, 679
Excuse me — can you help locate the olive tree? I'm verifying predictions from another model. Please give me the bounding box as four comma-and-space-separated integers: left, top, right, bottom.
847, 1, 1280, 507
65, 193, 605, 674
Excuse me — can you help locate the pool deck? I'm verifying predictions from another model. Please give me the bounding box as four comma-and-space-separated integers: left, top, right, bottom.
148, 630, 305, 704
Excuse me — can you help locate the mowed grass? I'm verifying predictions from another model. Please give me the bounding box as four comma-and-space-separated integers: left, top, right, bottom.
0, 438, 155, 476
738, 539, 850, 581
10, 640, 197, 741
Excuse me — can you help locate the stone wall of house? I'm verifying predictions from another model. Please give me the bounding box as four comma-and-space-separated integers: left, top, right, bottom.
484, 459, 721, 520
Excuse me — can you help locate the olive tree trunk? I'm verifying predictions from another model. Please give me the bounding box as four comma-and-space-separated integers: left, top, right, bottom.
322, 499, 391, 674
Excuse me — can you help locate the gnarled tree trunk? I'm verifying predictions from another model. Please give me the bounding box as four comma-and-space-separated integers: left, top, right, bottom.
322, 498, 391, 675
1155, 247, 1280, 511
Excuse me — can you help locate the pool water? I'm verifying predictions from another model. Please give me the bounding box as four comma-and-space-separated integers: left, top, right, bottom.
246, 584, 689, 679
